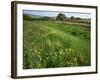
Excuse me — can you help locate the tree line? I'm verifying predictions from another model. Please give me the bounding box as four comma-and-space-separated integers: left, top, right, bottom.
24, 13, 81, 20
23, 13, 90, 24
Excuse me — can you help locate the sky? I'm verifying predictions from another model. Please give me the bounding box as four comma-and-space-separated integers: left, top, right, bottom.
23, 10, 91, 19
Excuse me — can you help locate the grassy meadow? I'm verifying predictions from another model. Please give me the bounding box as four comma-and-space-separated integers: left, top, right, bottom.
23, 20, 91, 69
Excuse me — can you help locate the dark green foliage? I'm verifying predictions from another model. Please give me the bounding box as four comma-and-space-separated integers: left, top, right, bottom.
70, 16, 75, 21
23, 14, 33, 21
76, 17, 81, 20
56, 13, 67, 21
23, 14, 51, 21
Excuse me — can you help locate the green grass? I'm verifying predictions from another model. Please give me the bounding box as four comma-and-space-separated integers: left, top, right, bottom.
23, 21, 91, 69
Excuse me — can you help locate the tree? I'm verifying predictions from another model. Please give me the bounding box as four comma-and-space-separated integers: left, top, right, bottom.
70, 16, 75, 21
56, 13, 67, 21
76, 17, 81, 20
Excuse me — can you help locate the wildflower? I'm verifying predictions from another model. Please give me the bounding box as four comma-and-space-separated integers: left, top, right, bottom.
38, 51, 41, 53
74, 58, 77, 61
69, 48, 72, 52
47, 39, 51, 46
51, 30, 56, 34
40, 58, 41, 61
65, 48, 68, 52
54, 52, 57, 56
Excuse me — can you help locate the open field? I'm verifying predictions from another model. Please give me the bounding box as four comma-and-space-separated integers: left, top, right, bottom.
23, 20, 91, 69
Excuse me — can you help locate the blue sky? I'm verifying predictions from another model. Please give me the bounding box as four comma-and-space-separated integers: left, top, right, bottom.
23, 10, 91, 18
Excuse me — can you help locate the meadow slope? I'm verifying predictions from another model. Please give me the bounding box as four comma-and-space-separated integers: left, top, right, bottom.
23, 21, 91, 69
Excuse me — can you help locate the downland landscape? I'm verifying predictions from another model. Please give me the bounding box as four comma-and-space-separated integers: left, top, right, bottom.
23, 12, 91, 69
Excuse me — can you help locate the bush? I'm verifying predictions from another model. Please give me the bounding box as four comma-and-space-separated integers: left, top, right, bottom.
56, 13, 67, 21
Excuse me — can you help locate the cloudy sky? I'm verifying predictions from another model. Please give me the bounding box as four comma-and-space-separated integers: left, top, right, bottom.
23, 10, 91, 18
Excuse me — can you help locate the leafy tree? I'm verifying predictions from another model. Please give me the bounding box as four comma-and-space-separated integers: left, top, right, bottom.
56, 13, 67, 21
70, 16, 75, 21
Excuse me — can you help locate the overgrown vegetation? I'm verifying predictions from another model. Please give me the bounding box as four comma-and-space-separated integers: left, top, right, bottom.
23, 18, 91, 69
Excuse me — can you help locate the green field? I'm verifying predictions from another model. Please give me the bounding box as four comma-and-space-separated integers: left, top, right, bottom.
23, 20, 91, 69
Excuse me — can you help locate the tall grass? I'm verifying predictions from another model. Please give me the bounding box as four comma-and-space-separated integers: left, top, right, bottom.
23, 21, 90, 69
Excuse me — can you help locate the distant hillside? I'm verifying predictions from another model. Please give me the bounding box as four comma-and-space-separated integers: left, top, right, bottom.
23, 14, 54, 21
23, 14, 42, 20
27, 14, 42, 18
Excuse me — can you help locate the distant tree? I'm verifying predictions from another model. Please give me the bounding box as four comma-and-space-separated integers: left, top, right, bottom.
70, 16, 75, 21
76, 17, 81, 20
56, 13, 67, 21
